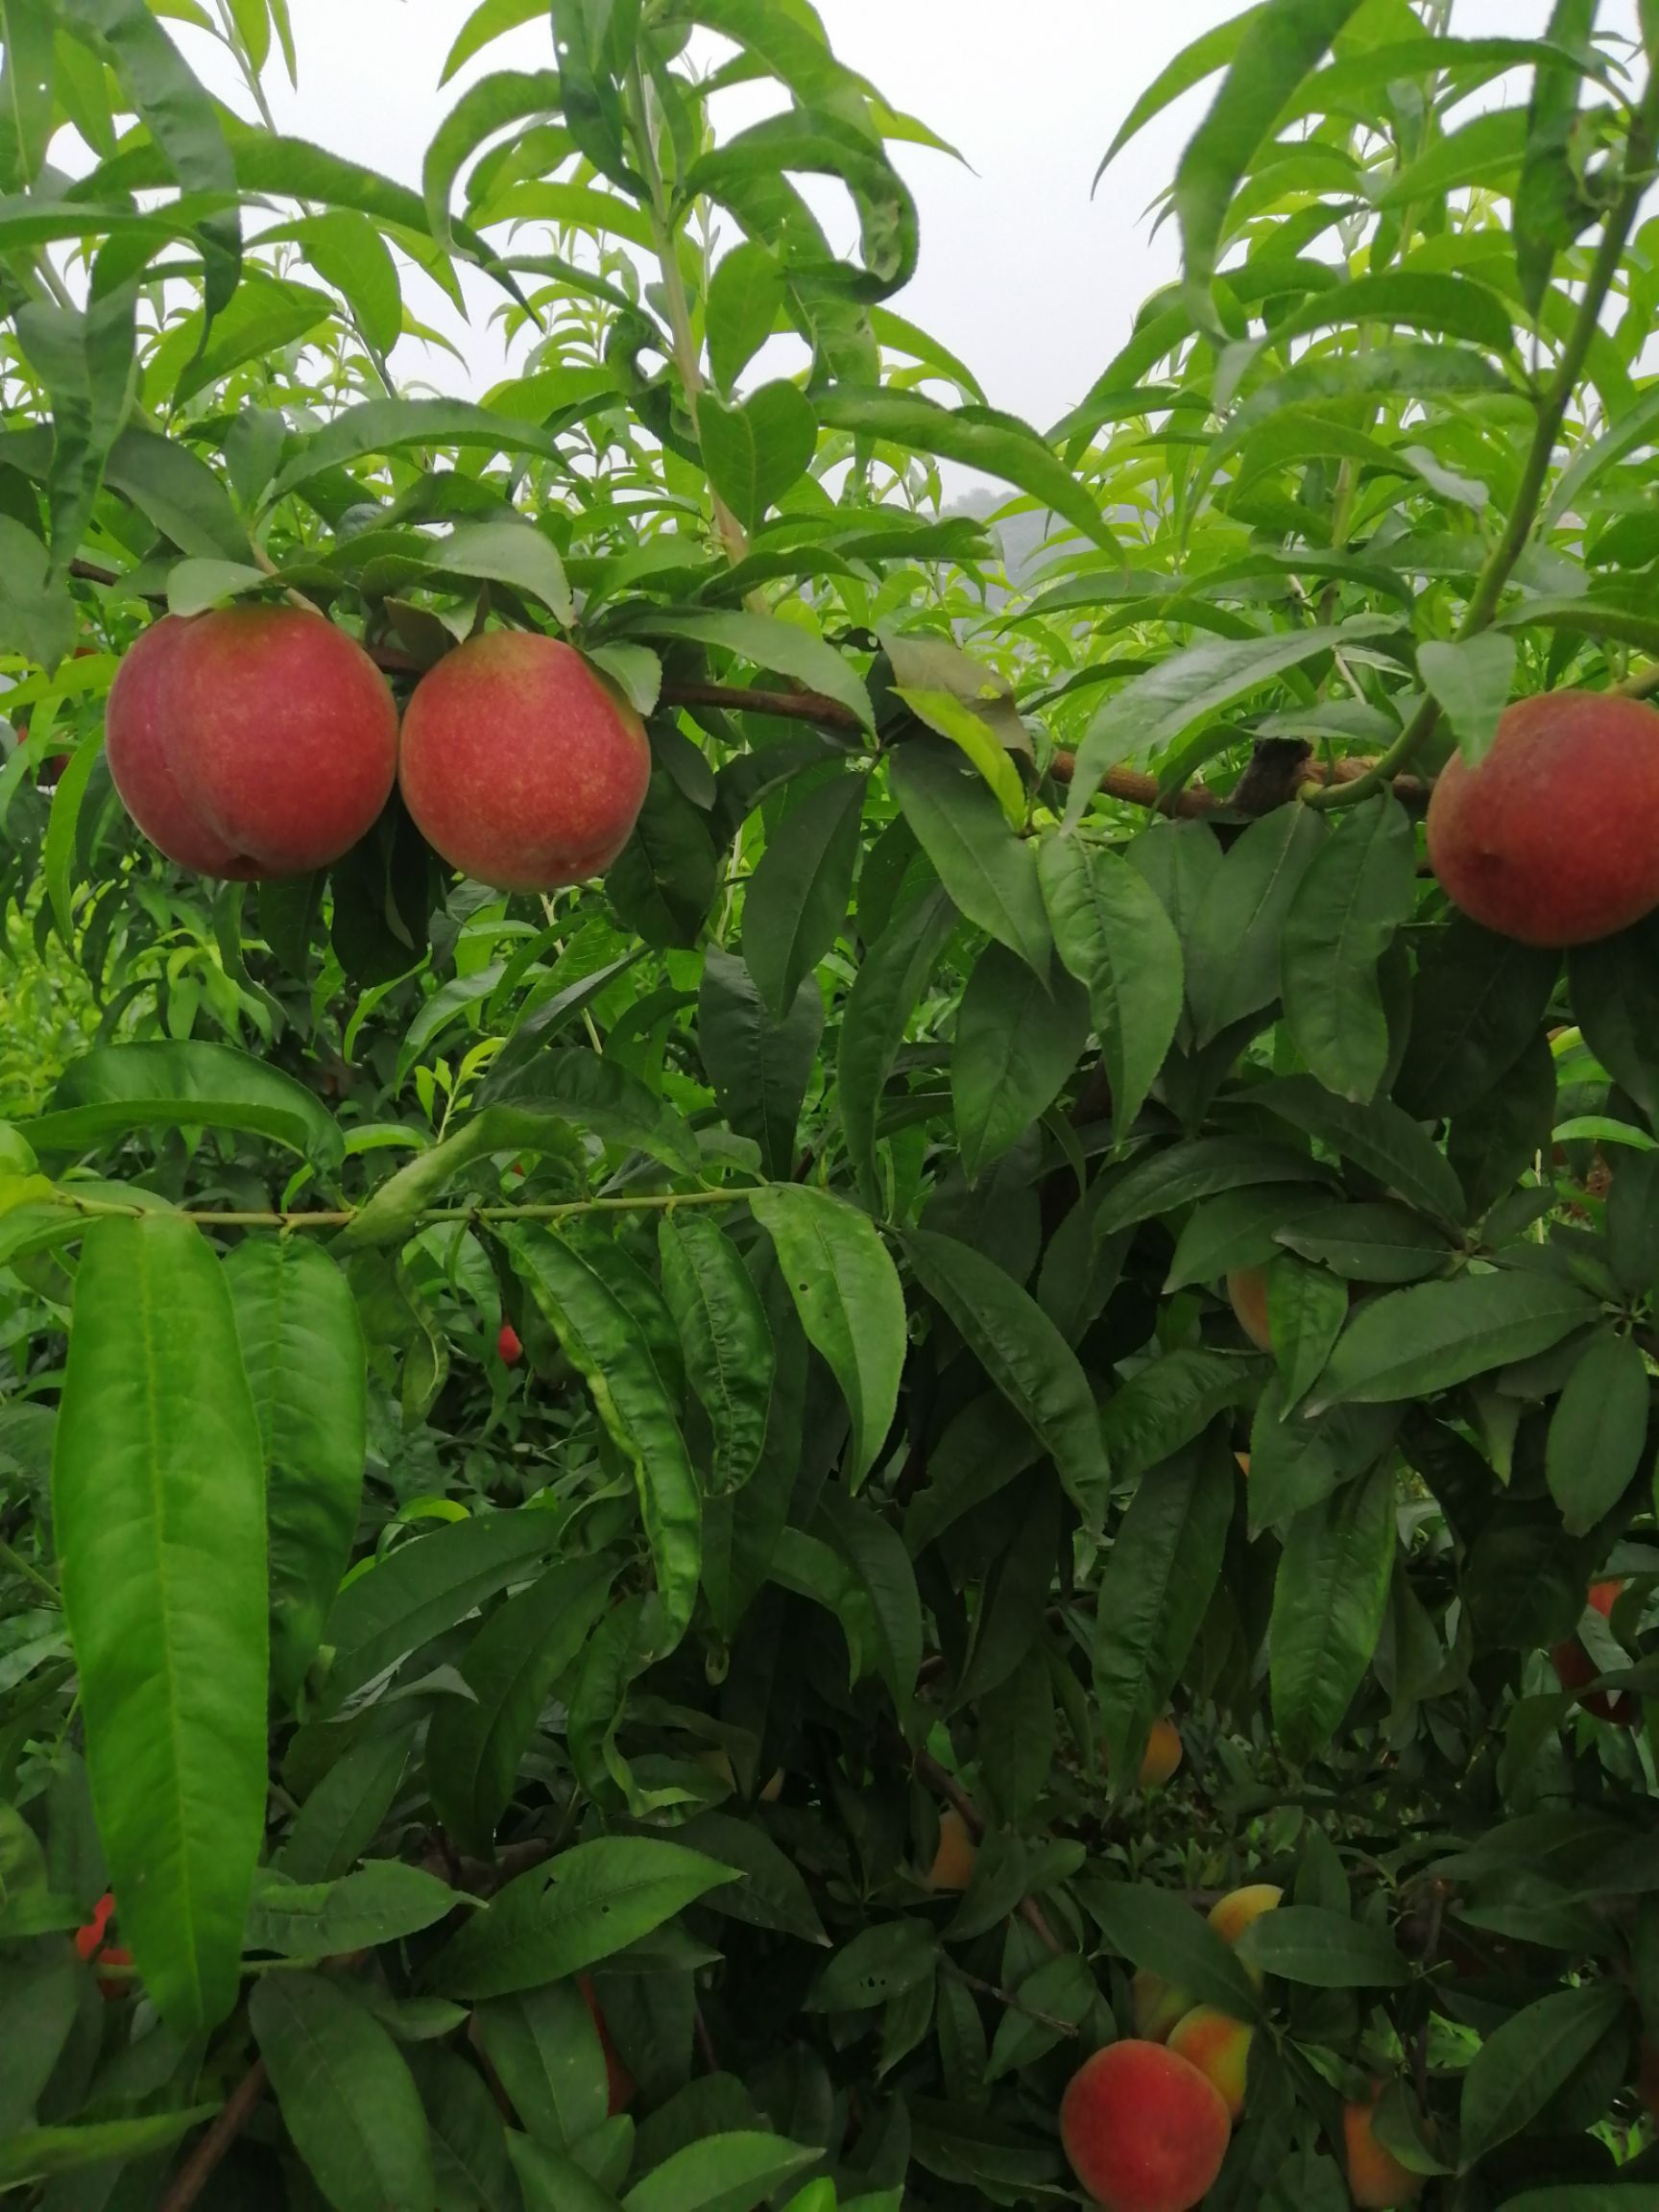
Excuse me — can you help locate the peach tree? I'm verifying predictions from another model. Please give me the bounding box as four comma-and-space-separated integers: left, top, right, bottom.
3, 1, 1659, 2207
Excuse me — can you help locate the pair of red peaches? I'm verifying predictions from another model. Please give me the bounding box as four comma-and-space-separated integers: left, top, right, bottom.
103, 606, 648, 892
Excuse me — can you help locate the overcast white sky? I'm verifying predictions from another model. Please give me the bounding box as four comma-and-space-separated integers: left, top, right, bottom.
165, 0, 1642, 436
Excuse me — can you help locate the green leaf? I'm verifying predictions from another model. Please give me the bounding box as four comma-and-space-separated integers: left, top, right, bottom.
0, 2107, 221, 2186
660, 1213, 775, 1497
1308, 1271, 1599, 1410
322, 1510, 564, 1708
699, 944, 822, 1179
699, 382, 816, 533
705, 238, 785, 391
1039, 834, 1183, 1136
22, 1039, 345, 1165
225, 1238, 366, 1707
1546, 1329, 1650, 1537
246, 1862, 463, 1958
626, 608, 873, 733
289, 208, 402, 353
952, 941, 1089, 1184
1459, 1981, 1626, 2165
1094, 1431, 1234, 1790
438, 517, 573, 625
429, 1837, 739, 2001
1187, 805, 1325, 1046
42, 732, 102, 945
902, 1227, 1109, 1524
810, 1918, 937, 2012
1100, 1349, 1254, 1484
889, 739, 1050, 976
1270, 1464, 1396, 1765
1275, 1203, 1453, 1286
1570, 913, 1659, 1122
623, 2132, 817, 2212
423, 63, 562, 243
1253, 1075, 1465, 1225
1063, 624, 1380, 825
0, 516, 74, 668
1095, 1136, 1332, 1238
741, 771, 866, 1020
1280, 797, 1416, 1104
265, 397, 579, 504
606, 768, 718, 950
1094, 7, 1263, 178
1269, 1257, 1355, 1409
749, 1184, 905, 1488
0, 0, 55, 192
1080, 1877, 1262, 2021
814, 386, 1115, 551
474, 1981, 608, 2150
894, 685, 1026, 829
818, 1485, 925, 1710
53, 1215, 267, 2034
426, 1558, 614, 1856
1235, 1906, 1407, 1988
251, 1970, 438, 2212
1418, 633, 1516, 766
1393, 922, 1558, 1119
512, 1228, 701, 1654
837, 880, 956, 1205
279, 1729, 413, 1886
676, 1810, 829, 1945
1176, 0, 1364, 301
477, 1046, 701, 1173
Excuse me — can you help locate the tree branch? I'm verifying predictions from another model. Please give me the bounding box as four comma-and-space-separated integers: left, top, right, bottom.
156, 2060, 267, 2212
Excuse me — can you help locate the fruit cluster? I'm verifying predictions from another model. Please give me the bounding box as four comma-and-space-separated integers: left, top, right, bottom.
1063, 1887, 1423, 2211
103, 609, 649, 892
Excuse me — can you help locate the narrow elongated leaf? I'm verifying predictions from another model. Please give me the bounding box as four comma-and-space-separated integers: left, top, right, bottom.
252, 1970, 437, 2212
53, 1215, 267, 2034
1546, 1329, 1651, 1536
699, 381, 817, 532
425, 1558, 614, 1855
1253, 1075, 1465, 1224
1309, 1272, 1598, 1410
246, 1862, 462, 1958
1281, 797, 1416, 1102
1418, 633, 1516, 766
429, 1838, 738, 2000
1236, 1906, 1407, 1988
474, 1981, 609, 2150
23, 1040, 343, 1164
902, 1227, 1108, 1523
1176, 0, 1363, 296
837, 881, 956, 1204
623, 2132, 817, 2212
814, 385, 1116, 551
741, 771, 866, 1019
1393, 922, 1558, 1119
323, 1509, 564, 1708
1570, 913, 1659, 1121
225, 1238, 366, 1706
749, 1184, 905, 1487
1094, 7, 1263, 177
512, 1229, 701, 1653
705, 237, 785, 389
0, 2108, 221, 2186
1271, 1465, 1396, 1765
659, 1213, 774, 1496
952, 941, 1089, 1182
699, 944, 822, 1178
1094, 1431, 1234, 1787
1459, 1981, 1626, 2164
1080, 1878, 1262, 2021
1039, 835, 1182, 1137
1095, 1136, 1330, 1238
889, 739, 1051, 977
1187, 805, 1325, 1046
1064, 626, 1377, 825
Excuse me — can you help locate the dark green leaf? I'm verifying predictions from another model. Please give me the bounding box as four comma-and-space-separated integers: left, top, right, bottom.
251, 1970, 437, 2212
741, 771, 865, 1020
1270, 1464, 1396, 1765
952, 941, 1089, 1183
1546, 1329, 1651, 1536
23, 1040, 344, 1165
1280, 797, 1416, 1102
699, 945, 823, 1179
659, 1213, 774, 1495
1309, 1271, 1599, 1410
1039, 835, 1183, 1137
1459, 1981, 1626, 2164
889, 740, 1050, 977
837, 881, 956, 1204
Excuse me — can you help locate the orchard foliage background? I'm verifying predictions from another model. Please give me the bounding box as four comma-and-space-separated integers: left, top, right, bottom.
9, 0, 1659, 2204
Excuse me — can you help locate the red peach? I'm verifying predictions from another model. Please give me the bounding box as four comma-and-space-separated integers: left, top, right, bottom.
1343, 2087, 1424, 2208
107, 608, 397, 878
1060, 2039, 1231, 2212
497, 1321, 523, 1366
1166, 2004, 1252, 2120
1427, 691, 1659, 946
398, 632, 649, 891
578, 1973, 635, 2114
